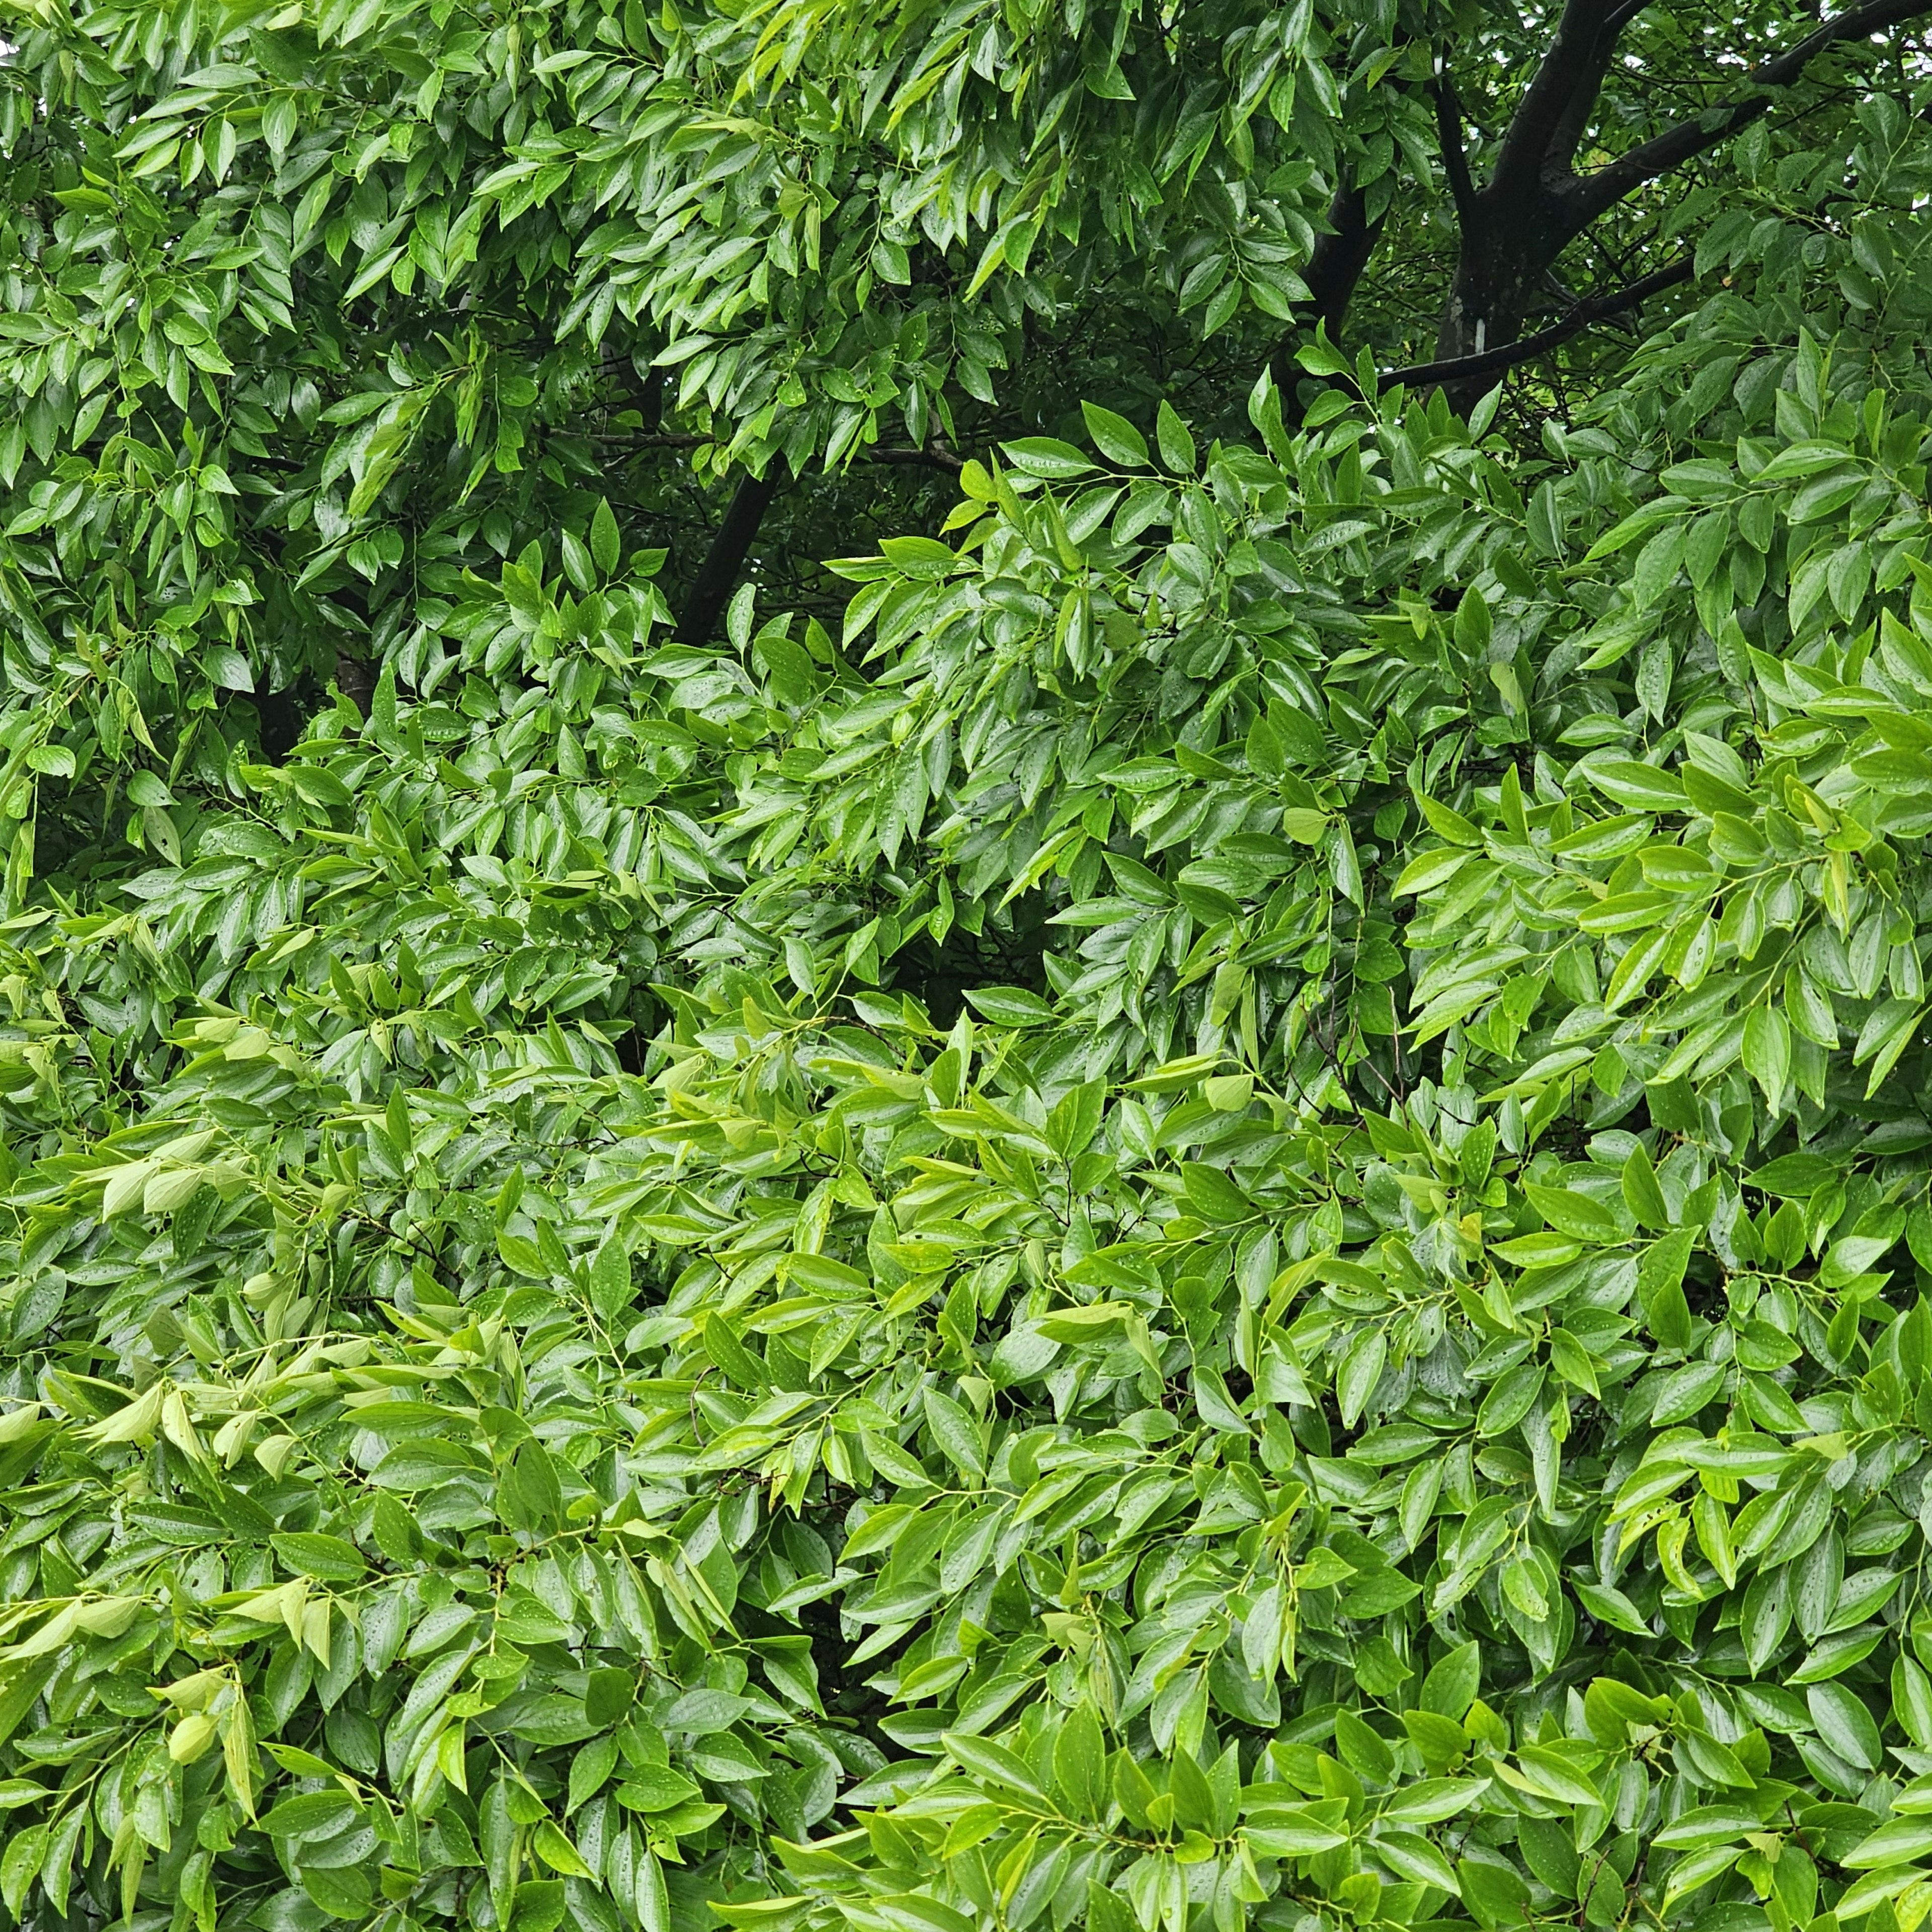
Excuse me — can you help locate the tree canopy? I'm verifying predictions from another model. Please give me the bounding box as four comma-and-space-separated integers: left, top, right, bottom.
10, 4, 1932, 1932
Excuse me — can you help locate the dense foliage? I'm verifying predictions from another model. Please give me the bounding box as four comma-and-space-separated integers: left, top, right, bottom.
13, 4, 1932, 1932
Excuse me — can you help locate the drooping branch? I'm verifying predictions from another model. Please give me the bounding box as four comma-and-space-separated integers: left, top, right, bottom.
1386, 254, 1693, 391
1565, 0, 1932, 224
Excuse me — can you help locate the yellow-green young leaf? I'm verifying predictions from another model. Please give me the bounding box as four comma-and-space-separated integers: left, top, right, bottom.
531, 1820, 593, 1877
99, 1161, 155, 1217
1203, 1073, 1253, 1111
142, 1165, 205, 1214
169, 1711, 220, 1762
83, 1384, 165, 1445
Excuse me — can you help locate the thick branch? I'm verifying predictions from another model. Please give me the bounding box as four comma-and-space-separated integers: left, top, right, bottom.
1567, 0, 1932, 225
1304, 179, 1381, 338
1545, 10, 1631, 174
1488, 0, 1616, 206
1385, 254, 1692, 391
1434, 66, 1478, 227
577, 429, 962, 473
674, 472, 779, 644
1268, 178, 1382, 397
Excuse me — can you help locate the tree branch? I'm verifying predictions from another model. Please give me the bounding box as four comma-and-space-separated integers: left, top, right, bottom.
1434, 64, 1478, 228
1545, 9, 1633, 174
876, 443, 965, 475
1268, 175, 1384, 398
1566, 0, 1932, 225
1384, 254, 1693, 391
1488, 0, 1615, 206
575, 429, 963, 473
674, 472, 780, 643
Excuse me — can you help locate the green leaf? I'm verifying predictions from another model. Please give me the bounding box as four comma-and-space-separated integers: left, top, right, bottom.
922, 1387, 987, 1478
1522, 1182, 1622, 1243
1155, 400, 1196, 473
1621, 1141, 1671, 1230
1418, 1642, 1480, 1719
1653, 1806, 1760, 1849
1586, 759, 1686, 811
1844, 1819, 1932, 1870
482, 1779, 517, 1925
1743, 1004, 1792, 1107
1001, 438, 1093, 480
271, 1533, 366, 1582
1081, 403, 1149, 467
590, 498, 622, 576
1336, 1325, 1387, 1428
962, 986, 1058, 1026
1572, 1580, 1653, 1637
1374, 1828, 1460, 1891
262, 1792, 360, 1839
1811, 1681, 1883, 1768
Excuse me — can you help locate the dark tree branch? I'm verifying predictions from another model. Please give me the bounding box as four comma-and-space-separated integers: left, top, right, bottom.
577, 429, 963, 473
674, 472, 779, 644
1434, 65, 1478, 227
1566, 0, 1932, 224
1304, 179, 1382, 337
1546, 12, 1631, 172
1268, 175, 1383, 399
1488, 0, 1616, 205
1385, 254, 1693, 390
874, 443, 965, 475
